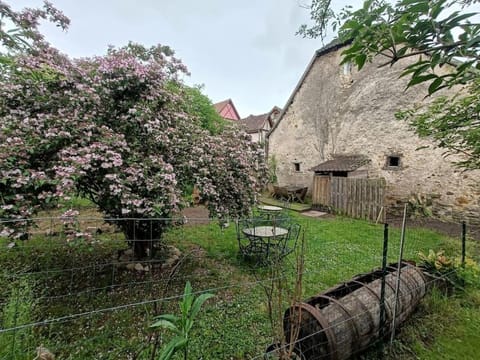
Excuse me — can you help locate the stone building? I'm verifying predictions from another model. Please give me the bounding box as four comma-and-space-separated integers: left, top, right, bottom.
267, 41, 480, 223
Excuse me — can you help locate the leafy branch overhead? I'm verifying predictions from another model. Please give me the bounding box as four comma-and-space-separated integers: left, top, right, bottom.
299, 0, 480, 169
340, 0, 480, 91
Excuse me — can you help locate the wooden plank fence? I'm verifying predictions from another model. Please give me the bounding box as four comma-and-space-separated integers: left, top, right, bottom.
312, 176, 386, 222
312, 175, 331, 206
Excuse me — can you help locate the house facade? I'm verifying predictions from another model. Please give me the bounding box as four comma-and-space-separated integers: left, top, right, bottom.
213, 99, 241, 121
239, 106, 281, 143
268, 41, 480, 223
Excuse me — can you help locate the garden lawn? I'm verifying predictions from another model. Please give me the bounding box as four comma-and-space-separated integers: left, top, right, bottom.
164, 212, 479, 359
0, 211, 478, 359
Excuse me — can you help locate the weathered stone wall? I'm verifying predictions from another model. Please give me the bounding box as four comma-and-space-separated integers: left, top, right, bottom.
268, 47, 480, 224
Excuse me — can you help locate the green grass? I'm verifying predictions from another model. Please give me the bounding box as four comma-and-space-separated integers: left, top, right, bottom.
58, 196, 96, 209
162, 212, 479, 359
410, 289, 480, 359
258, 195, 312, 212
0, 277, 37, 360
362, 288, 480, 360
0, 211, 478, 359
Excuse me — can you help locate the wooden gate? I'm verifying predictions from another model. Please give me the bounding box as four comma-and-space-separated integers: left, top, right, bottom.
312, 176, 385, 222
312, 175, 330, 206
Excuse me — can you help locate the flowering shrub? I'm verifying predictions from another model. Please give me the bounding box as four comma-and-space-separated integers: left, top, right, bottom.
0, 0, 69, 52
0, 1, 265, 257
59, 209, 94, 244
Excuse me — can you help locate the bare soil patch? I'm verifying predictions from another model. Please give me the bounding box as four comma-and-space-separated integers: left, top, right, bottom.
386, 216, 480, 241
181, 206, 211, 225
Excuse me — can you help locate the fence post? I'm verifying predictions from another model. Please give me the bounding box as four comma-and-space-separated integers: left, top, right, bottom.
379, 223, 389, 339
390, 204, 407, 344
461, 221, 466, 267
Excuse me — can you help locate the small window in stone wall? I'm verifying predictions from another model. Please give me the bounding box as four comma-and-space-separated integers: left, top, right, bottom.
294, 162, 301, 172
341, 62, 354, 87
343, 62, 352, 76
385, 155, 402, 169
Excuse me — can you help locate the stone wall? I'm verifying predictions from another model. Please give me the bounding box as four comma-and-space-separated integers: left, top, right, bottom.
268, 46, 480, 224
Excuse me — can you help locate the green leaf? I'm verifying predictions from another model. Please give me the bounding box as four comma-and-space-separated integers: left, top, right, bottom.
466, 35, 480, 48
430, 53, 441, 69
150, 319, 180, 334
341, 41, 364, 55
407, 2, 429, 14
181, 281, 194, 315
444, 12, 477, 27
396, 46, 408, 58
400, 61, 431, 77
356, 53, 367, 70
190, 293, 214, 320
158, 343, 175, 360
158, 337, 188, 360
456, 61, 474, 74
184, 281, 193, 297
154, 314, 180, 323
400, 0, 425, 5
407, 74, 438, 88
185, 317, 194, 333
430, 1, 444, 19
428, 77, 443, 95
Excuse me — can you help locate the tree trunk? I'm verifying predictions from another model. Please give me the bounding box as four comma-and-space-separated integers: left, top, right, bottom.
121, 219, 166, 258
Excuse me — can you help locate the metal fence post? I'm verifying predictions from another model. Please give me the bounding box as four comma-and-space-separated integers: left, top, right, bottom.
379, 223, 389, 339
461, 221, 466, 267
390, 204, 408, 344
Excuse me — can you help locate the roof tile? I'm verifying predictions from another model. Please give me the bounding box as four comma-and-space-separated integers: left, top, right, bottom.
311, 155, 370, 172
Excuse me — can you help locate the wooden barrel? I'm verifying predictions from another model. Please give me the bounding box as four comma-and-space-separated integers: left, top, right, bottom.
283, 262, 428, 360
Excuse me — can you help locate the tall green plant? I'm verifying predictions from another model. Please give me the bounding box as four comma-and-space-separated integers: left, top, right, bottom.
151, 281, 214, 360
268, 155, 278, 184
0, 278, 37, 360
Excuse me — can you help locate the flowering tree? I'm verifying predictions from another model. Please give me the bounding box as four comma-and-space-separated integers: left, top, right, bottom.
0, 0, 69, 52
0, 1, 264, 257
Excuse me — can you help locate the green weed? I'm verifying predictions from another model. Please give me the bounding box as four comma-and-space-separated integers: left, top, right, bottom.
0, 278, 37, 360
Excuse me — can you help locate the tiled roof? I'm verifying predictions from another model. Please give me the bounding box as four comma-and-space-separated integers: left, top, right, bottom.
316, 38, 351, 57
238, 113, 269, 132
311, 155, 370, 172
213, 98, 241, 120
213, 99, 230, 113
239, 106, 281, 133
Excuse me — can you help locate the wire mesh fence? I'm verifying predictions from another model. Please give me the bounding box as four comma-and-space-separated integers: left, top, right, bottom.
0, 210, 477, 359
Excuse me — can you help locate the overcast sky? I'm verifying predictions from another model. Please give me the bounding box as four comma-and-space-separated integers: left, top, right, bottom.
12, 0, 355, 117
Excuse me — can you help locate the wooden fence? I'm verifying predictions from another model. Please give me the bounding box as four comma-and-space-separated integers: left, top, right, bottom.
312, 176, 386, 222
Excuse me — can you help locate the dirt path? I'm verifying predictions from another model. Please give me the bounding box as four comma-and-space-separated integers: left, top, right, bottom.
386, 216, 480, 241
181, 206, 211, 225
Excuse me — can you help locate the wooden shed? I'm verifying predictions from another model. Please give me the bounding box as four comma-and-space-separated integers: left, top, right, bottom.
311, 155, 385, 222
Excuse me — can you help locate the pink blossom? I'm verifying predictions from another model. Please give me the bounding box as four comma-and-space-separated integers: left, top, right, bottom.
0, 9, 265, 248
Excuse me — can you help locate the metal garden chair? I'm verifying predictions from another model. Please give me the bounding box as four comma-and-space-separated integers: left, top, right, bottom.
236, 218, 268, 264
279, 223, 301, 258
